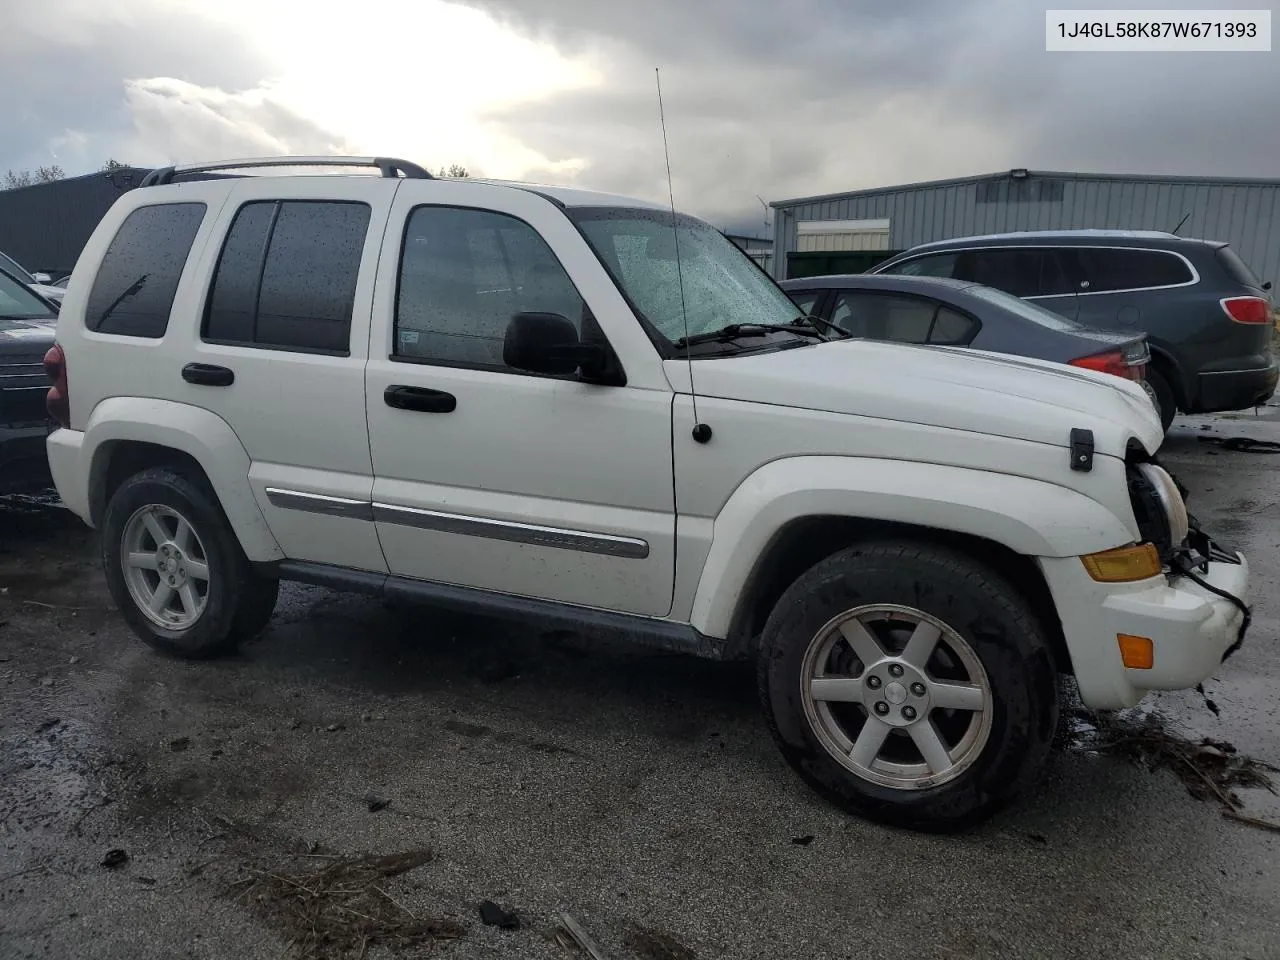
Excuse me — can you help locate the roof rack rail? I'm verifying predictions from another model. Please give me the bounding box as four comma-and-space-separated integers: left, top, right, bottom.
138, 155, 434, 187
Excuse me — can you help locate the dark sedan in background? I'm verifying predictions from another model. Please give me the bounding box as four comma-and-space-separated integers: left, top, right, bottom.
781, 273, 1158, 410
0, 266, 57, 493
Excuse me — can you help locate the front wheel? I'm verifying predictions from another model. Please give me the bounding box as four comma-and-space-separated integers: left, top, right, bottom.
758, 541, 1058, 832
102, 467, 278, 659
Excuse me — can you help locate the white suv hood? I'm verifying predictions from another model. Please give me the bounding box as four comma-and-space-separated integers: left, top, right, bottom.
672, 339, 1164, 458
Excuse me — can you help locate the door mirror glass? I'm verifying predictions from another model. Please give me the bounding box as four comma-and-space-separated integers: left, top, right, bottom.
504, 311, 595, 375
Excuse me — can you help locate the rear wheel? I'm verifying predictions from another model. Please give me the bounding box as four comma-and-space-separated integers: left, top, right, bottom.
102, 467, 277, 659
758, 541, 1058, 831
1145, 366, 1177, 433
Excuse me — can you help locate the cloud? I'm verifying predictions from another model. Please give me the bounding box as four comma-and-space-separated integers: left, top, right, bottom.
120, 79, 359, 164
2, 0, 1278, 233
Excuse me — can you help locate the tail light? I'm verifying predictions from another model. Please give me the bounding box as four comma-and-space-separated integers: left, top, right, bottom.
44, 343, 70, 428
1069, 349, 1145, 382
1221, 296, 1271, 324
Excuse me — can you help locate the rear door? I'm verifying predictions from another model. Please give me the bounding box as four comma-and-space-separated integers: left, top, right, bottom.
174, 177, 398, 572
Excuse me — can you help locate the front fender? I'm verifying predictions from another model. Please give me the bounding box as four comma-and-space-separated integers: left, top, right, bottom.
79, 397, 283, 561
689, 455, 1133, 639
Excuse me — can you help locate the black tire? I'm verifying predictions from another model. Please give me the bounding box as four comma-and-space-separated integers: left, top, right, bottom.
758, 540, 1059, 832
101, 467, 277, 659
1145, 366, 1177, 433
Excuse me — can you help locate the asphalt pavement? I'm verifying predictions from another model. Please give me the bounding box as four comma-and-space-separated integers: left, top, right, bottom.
1, 411, 1278, 960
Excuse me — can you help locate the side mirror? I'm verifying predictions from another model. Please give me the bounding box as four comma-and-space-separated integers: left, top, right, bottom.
1263, 280, 1273, 292
32, 272, 52, 284
503, 312, 608, 377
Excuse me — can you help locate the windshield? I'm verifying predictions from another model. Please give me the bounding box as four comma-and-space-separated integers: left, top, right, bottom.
0, 268, 55, 319
965, 283, 1084, 333
569, 207, 800, 348
0, 251, 36, 285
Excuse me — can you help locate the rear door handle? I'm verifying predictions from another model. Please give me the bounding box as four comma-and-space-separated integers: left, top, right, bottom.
384, 385, 456, 413
182, 363, 234, 387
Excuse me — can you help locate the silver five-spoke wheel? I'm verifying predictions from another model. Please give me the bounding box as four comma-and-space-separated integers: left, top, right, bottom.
802, 604, 992, 790
120, 504, 211, 630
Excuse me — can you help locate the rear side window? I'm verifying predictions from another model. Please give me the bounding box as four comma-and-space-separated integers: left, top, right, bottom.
1076, 248, 1193, 293
830, 292, 978, 345
203, 200, 370, 354
884, 253, 957, 279
1215, 246, 1264, 290
956, 249, 1075, 298
85, 202, 206, 337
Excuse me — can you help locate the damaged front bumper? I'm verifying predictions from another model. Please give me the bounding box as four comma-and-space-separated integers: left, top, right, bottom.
1038, 530, 1251, 711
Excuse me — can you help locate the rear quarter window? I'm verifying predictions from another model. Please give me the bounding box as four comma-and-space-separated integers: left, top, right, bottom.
85, 202, 207, 337
1076, 248, 1193, 293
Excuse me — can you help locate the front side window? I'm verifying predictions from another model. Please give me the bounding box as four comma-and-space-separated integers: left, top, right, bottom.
204, 200, 371, 354
1077, 248, 1194, 293
395, 206, 585, 370
0, 251, 36, 286
86, 202, 206, 337
570, 207, 800, 349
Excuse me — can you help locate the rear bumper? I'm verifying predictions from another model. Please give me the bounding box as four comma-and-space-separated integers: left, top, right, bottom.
1039, 551, 1250, 710
45, 427, 89, 523
1194, 362, 1278, 412
0, 422, 53, 493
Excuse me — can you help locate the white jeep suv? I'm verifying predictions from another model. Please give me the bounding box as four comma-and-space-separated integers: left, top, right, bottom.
43, 156, 1251, 830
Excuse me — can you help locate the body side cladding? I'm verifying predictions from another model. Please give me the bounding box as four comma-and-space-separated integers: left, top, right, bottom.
263, 560, 729, 659
81, 397, 284, 560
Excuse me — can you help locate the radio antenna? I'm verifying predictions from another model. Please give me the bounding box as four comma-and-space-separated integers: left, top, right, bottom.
656, 67, 710, 444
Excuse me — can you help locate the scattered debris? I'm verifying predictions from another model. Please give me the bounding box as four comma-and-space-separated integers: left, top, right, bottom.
229, 849, 460, 960
101, 849, 129, 869
135, 876, 157, 886
287, 718, 302, 730
363, 793, 389, 813
36, 717, 60, 733
169, 737, 191, 752
790, 835, 814, 846
1196, 435, 1280, 454
1195, 683, 1221, 717
625, 926, 698, 960
1081, 712, 1279, 830
477, 899, 520, 929
68, 656, 80, 664
38, 677, 53, 687
325, 723, 344, 733
1023, 833, 1048, 845
558, 913, 611, 960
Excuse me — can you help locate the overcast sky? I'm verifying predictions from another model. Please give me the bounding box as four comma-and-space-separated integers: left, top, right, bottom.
3, 0, 1277, 233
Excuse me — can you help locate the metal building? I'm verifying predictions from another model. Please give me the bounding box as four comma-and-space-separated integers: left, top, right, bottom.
0, 167, 150, 278
769, 169, 1280, 286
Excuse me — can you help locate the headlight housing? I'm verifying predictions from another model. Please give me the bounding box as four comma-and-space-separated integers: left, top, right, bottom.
1127, 462, 1190, 559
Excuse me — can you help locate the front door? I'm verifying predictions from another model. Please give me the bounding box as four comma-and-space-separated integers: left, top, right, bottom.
363, 183, 676, 617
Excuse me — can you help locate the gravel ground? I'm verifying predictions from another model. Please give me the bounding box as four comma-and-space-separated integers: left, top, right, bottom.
2, 412, 1279, 960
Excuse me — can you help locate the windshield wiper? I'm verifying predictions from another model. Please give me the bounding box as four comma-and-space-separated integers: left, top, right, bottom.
673, 322, 826, 349
796, 314, 851, 339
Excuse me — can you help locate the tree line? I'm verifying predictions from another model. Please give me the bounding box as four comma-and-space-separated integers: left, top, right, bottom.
3, 159, 469, 189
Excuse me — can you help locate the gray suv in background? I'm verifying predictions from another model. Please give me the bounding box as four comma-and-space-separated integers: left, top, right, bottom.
873, 230, 1277, 430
